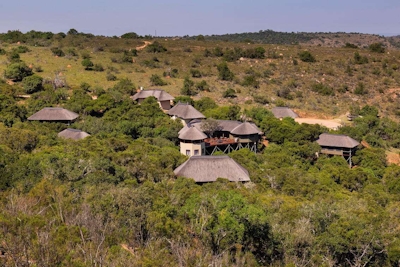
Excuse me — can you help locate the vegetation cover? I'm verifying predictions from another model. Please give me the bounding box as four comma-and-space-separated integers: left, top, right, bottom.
0, 29, 400, 266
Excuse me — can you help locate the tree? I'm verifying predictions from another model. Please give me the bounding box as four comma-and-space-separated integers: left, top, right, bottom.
146, 41, 167, 53
298, 51, 316, 62
121, 32, 139, 39
81, 58, 94, 70
67, 28, 78, 35
369, 43, 385, 53
150, 74, 167, 86
201, 118, 221, 137
180, 77, 196, 96
222, 88, 236, 98
217, 62, 234, 81
4, 62, 33, 81
50, 47, 65, 57
22, 75, 43, 94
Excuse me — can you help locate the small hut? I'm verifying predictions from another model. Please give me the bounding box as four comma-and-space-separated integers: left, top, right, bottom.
58, 128, 90, 140
316, 133, 360, 167
174, 155, 250, 183
167, 102, 205, 125
271, 107, 299, 119
179, 126, 207, 156
131, 89, 174, 110
28, 108, 79, 123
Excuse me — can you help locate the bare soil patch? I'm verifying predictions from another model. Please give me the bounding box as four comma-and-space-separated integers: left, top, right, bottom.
295, 118, 342, 130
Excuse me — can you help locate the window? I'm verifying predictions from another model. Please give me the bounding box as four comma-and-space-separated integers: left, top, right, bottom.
194, 149, 199, 155
186, 150, 191, 156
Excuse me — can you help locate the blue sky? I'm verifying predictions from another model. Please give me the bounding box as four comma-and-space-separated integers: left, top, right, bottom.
0, 0, 399, 36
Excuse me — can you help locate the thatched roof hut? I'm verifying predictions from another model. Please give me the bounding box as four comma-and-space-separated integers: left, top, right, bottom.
272, 107, 299, 119
174, 155, 250, 183
230, 121, 262, 135
58, 128, 90, 140
28, 108, 79, 122
179, 126, 207, 141
131, 89, 174, 102
317, 133, 359, 148
167, 102, 205, 120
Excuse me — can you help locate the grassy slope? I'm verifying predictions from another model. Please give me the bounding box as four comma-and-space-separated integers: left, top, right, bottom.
1, 36, 400, 120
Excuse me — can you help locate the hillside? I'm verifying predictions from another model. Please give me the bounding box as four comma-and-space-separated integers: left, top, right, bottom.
1, 30, 400, 120
1, 30, 400, 266
188, 30, 400, 49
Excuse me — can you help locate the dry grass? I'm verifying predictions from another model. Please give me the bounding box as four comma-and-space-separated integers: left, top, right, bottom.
1, 37, 400, 120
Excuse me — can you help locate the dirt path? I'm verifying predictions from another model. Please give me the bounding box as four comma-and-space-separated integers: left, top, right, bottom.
295, 118, 342, 130
136, 41, 152, 51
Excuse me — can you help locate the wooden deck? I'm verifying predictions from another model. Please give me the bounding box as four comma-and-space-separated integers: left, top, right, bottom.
205, 137, 237, 147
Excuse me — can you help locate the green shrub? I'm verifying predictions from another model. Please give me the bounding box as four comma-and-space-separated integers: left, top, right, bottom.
4, 62, 33, 81
50, 47, 65, 57
81, 58, 94, 70
298, 51, 316, 62
22, 75, 43, 94
150, 74, 167, 86
354, 52, 368, 64
222, 88, 236, 98
106, 73, 117, 81
354, 82, 368, 95
195, 80, 210, 91
217, 62, 234, 81
369, 43, 385, 53
146, 41, 167, 53
93, 63, 104, 72
190, 69, 202, 78
311, 83, 335, 96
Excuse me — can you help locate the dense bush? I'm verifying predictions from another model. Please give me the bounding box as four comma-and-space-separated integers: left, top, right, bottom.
22, 75, 43, 94
298, 50, 316, 62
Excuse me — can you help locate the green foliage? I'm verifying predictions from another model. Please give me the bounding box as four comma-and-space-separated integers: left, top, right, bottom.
298, 50, 316, 62
13, 45, 30, 53
22, 75, 43, 94
217, 62, 234, 81
222, 88, 237, 98
195, 80, 210, 91
369, 42, 385, 53
121, 32, 139, 39
149, 74, 167, 86
173, 96, 194, 105
81, 58, 94, 70
354, 82, 368, 95
146, 41, 167, 53
194, 97, 217, 112
344, 42, 358, 48
354, 52, 369, 64
180, 77, 196, 96
310, 83, 335, 96
4, 62, 33, 81
50, 47, 65, 57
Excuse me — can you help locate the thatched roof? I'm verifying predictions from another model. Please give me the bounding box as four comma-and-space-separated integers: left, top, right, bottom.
131, 89, 174, 101
186, 119, 262, 135
58, 128, 90, 140
168, 102, 205, 120
231, 122, 262, 135
317, 133, 360, 148
28, 108, 79, 121
272, 107, 299, 119
174, 156, 250, 182
179, 126, 207, 141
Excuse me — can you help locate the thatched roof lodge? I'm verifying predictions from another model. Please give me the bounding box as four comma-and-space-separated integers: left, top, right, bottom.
131, 89, 174, 110
174, 155, 250, 183
167, 102, 205, 123
271, 107, 299, 119
316, 133, 359, 149
316, 133, 360, 167
179, 126, 207, 141
28, 108, 79, 123
58, 128, 90, 140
